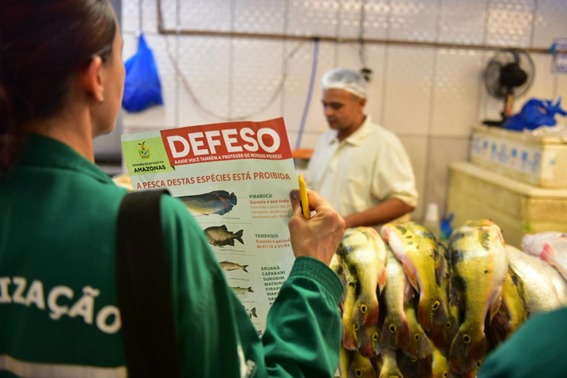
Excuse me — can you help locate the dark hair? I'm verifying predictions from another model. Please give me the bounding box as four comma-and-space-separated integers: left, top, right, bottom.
0, 0, 116, 170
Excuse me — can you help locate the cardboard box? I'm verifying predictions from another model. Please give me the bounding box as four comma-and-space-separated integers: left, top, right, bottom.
446, 162, 567, 248
470, 125, 567, 188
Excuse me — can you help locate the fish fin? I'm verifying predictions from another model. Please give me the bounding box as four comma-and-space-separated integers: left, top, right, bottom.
401, 261, 420, 293
378, 269, 388, 293
417, 296, 433, 332
235, 229, 244, 245
541, 243, 557, 265
488, 293, 503, 323
342, 321, 358, 350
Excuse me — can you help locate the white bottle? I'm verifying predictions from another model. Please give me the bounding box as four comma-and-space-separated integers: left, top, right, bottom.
423, 203, 441, 241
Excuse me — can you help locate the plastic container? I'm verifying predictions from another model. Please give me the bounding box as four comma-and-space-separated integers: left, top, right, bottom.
470, 125, 567, 188
446, 162, 567, 248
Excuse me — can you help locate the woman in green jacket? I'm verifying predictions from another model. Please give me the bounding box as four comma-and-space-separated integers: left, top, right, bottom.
0, 1, 345, 377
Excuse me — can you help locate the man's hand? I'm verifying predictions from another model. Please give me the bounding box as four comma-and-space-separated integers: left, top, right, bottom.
288, 189, 345, 266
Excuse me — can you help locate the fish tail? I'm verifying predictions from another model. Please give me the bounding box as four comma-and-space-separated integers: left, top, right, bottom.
378, 269, 388, 292
229, 192, 237, 206
235, 229, 244, 245
247, 287, 254, 293
242, 264, 249, 273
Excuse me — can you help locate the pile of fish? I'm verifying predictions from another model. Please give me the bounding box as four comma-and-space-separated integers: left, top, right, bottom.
332, 221, 567, 378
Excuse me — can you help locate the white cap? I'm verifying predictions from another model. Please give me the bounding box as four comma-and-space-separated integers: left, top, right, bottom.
321, 68, 367, 99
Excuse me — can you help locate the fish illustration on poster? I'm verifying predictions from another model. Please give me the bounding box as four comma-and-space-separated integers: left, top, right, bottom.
121, 117, 297, 335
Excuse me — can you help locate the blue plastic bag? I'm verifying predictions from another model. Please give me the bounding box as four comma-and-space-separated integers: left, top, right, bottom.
503, 97, 566, 131
122, 33, 164, 112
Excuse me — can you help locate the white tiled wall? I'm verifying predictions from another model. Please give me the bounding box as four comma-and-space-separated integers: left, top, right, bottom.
119, 0, 567, 221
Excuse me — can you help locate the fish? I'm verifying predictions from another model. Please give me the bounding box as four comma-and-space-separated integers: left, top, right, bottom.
331, 252, 360, 350
505, 244, 567, 314
379, 246, 413, 354
179, 190, 237, 216
204, 225, 244, 247
357, 324, 381, 358
447, 219, 508, 376
485, 266, 528, 349
336, 227, 387, 332
378, 349, 402, 378
348, 349, 377, 378
341, 277, 359, 350
403, 301, 433, 360
338, 347, 353, 378
381, 222, 450, 335
521, 231, 567, 281
220, 260, 249, 272
330, 253, 348, 287
231, 286, 253, 296
430, 344, 451, 378
396, 351, 432, 378
246, 307, 257, 319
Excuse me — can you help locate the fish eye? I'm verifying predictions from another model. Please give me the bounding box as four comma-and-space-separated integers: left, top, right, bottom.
355, 369, 363, 377
372, 333, 379, 341
354, 324, 360, 331
360, 304, 367, 314
414, 334, 421, 341
463, 334, 471, 344
389, 324, 397, 333
432, 301, 440, 310
446, 321, 452, 329
476, 361, 482, 368
443, 372, 449, 377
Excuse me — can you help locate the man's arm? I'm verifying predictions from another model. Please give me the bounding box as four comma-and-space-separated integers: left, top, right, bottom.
342, 198, 415, 229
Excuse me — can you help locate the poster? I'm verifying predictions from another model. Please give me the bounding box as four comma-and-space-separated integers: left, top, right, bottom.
121, 117, 298, 335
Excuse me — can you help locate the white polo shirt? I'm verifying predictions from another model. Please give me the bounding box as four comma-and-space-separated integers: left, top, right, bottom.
306, 116, 418, 218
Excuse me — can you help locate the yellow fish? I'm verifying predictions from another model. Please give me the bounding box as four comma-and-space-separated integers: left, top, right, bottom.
447, 219, 508, 376
381, 222, 450, 334
379, 247, 412, 353
337, 227, 387, 330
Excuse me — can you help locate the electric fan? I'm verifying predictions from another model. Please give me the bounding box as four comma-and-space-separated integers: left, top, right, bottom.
482, 48, 535, 127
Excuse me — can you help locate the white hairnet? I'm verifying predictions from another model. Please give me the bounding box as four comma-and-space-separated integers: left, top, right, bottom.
321, 68, 367, 99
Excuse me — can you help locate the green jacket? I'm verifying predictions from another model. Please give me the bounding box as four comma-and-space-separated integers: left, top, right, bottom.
478, 307, 567, 378
0, 135, 343, 378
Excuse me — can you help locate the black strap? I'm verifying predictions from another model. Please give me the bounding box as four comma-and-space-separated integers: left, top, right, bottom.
116, 189, 182, 378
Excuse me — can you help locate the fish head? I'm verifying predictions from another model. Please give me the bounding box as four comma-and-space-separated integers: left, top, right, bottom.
379, 315, 412, 352
356, 325, 380, 358
351, 292, 380, 328
449, 329, 486, 375
347, 350, 376, 378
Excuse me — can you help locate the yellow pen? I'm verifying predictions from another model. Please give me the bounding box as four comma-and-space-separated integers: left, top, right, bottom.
298, 174, 310, 220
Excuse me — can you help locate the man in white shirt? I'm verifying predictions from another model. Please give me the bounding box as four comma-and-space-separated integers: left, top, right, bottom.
306, 68, 418, 229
